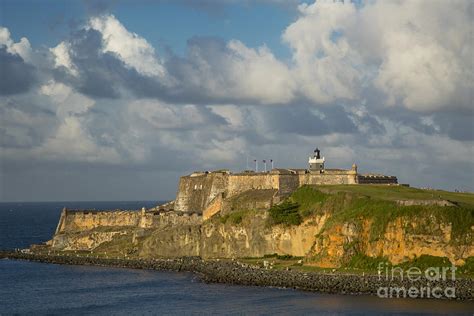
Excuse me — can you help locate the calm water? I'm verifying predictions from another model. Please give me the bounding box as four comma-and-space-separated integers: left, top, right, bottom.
0, 202, 473, 315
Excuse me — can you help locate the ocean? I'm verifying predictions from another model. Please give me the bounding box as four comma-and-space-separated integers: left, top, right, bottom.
0, 201, 473, 315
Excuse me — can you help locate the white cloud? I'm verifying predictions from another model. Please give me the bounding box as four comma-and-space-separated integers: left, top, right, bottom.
50, 42, 78, 76
355, 0, 473, 112
127, 99, 210, 129
178, 39, 295, 104
0, 26, 32, 63
279, 0, 473, 111
35, 116, 122, 163
283, 0, 362, 103
88, 14, 167, 79
40, 80, 94, 117
224, 40, 295, 104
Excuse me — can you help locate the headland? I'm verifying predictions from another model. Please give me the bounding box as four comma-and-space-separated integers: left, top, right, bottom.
6, 148, 474, 300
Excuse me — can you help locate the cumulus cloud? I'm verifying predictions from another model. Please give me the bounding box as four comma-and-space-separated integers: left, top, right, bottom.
355, 0, 473, 112
41, 3, 473, 112
0, 27, 32, 63
283, 0, 362, 103
0, 28, 36, 95
167, 37, 295, 104
88, 14, 167, 79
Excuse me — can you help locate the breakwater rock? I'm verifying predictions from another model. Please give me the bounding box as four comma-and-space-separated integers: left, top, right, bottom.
1, 251, 472, 300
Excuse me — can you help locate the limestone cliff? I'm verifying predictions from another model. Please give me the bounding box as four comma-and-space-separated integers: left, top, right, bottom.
46, 185, 474, 270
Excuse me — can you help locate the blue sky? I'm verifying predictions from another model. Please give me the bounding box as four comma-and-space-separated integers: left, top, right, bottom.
0, 0, 473, 201
1, 0, 297, 59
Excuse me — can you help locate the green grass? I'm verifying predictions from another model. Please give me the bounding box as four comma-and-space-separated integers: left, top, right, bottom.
344, 253, 389, 270
282, 185, 474, 243
266, 186, 331, 226
268, 200, 302, 226
289, 185, 328, 217
317, 185, 474, 207
458, 257, 474, 276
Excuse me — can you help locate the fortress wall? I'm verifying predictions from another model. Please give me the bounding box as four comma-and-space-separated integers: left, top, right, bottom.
278, 174, 300, 196
58, 210, 142, 232
358, 175, 397, 184
174, 173, 228, 213
227, 174, 279, 197
299, 172, 357, 185
140, 212, 203, 228
56, 209, 203, 234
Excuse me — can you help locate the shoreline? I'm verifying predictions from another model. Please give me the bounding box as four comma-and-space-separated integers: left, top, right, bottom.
1, 251, 472, 301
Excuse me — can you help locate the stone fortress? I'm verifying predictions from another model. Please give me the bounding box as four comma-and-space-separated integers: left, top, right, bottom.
54, 148, 398, 235
172, 148, 397, 219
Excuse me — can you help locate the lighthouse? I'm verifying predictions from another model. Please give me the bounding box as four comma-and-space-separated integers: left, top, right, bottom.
308, 148, 325, 173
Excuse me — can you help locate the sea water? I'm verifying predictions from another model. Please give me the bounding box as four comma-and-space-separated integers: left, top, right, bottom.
1, 202, 473, 315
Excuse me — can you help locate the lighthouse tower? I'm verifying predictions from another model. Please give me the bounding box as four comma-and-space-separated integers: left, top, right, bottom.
308, 148, 325, 173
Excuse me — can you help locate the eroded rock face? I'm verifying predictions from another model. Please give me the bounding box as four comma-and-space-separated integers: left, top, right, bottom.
51, 230, 130, 251
50, 212, 329, 259
137, 212, 329, 259
139, 225, 201, 257
309, 216, 474, 267
48, 210, 473, 267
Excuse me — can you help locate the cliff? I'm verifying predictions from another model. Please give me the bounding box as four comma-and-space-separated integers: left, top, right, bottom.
45, 185, 474, 273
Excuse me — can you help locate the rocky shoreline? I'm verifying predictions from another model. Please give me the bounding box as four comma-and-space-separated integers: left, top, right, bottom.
1, 251, 472, 300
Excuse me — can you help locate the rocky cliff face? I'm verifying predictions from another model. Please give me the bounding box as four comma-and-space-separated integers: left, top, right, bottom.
48, 209, 473, 267
310, 217, 474, 267
46, 186, 474, 269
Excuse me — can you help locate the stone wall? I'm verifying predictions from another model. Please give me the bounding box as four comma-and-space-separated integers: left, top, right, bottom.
278, 174, 300, 196
174, 172, 281, 214
57, 210, 142, 233
299, 170, 357, 186
227, 174, 279, 196
174, 172, 228, 213
56, 209, 202, 233
358, 175, 398, 184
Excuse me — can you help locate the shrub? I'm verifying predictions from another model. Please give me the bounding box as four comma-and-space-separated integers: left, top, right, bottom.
396, 255, 452, 271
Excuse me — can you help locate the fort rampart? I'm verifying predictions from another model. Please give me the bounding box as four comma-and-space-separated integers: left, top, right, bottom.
55, 208, 202, 234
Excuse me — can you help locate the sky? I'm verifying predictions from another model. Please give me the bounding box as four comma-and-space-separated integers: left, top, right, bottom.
0, 0, 473, 202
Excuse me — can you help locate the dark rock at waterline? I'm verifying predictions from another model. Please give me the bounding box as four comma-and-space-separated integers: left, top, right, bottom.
1, 251, 472, 300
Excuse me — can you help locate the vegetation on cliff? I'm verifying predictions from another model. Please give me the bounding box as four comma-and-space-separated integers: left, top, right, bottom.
269, 185, 473, 243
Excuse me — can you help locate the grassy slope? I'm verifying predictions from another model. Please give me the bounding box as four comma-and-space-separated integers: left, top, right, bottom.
316, 185, 474, 207
271, 185, 474, 240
